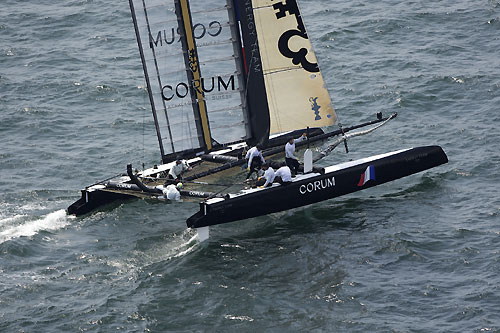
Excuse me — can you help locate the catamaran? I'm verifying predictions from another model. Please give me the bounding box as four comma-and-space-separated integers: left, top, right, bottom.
68, 0, 448, 231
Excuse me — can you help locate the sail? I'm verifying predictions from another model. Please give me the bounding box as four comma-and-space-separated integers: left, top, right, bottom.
240, 0, 337, 135
130, 0, 251, 161
181, 1, 251, 146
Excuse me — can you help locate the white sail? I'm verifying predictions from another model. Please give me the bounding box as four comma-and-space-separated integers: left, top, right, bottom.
252, 0, 337, 135
131, 0, 198, 156
130, 0, 250, 159
187, 2, 249, 143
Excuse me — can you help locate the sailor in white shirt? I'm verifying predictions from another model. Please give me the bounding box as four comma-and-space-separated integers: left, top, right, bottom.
157, 182, 183, 200
245, 144, 265, 179
274, 164, 292, 185
256, 163, 275, 188
285, 133, 307, 176
168, 159, 191, 180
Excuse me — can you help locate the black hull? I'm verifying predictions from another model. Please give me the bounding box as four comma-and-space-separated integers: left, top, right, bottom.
67, 115, 397, 217
186, 146, 448, 228
67, 189, 133, 216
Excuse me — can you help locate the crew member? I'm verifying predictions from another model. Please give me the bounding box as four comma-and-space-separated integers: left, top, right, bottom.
168, 159, 191, 180
245, 144, 265, 180
285, 133, 307, 176
256, 163, 275, 188
163, 182, 183, 201
274, 163, 292, 186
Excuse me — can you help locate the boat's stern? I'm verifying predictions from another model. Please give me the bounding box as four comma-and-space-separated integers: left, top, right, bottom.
67, 186, 132, 216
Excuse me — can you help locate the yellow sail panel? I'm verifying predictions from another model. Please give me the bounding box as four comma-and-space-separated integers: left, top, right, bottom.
252, 0, 336, 134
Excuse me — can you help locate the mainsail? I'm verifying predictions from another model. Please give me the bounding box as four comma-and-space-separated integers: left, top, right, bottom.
129, 0, 337, 162
130, 0, 251, 162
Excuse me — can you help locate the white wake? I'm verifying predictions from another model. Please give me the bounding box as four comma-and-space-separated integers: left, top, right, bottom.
0, 209, 72, 244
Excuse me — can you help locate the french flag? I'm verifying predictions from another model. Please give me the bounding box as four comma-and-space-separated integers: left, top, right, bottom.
357, 165, 375, 187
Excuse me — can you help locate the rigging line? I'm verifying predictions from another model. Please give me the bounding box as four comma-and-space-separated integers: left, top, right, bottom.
210, 121, 245, 130
149, 49, 185, 58
205, 182, 236, 200
142, 81, 146, 165
199, 70, 238, 78
207, 105, 243, 114
154, 67, 191, 76
197, 39, 233, 48
163, 101, 194, 109
263, 67, 303, 76
190, 6, 228, 15
241, 48, 253, 123
197, 55, 235, 64
163, 134, 203, 145
163, 117, 203, 127
130, 0, 167, 160
314, 113, 397, 162
142, 177, 246, 187
145, 3, 175, 11
252, 4, 276, 10
138, 0, 175, 152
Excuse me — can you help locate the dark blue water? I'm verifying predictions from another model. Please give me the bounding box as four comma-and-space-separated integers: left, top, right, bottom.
1, 0, 499, 331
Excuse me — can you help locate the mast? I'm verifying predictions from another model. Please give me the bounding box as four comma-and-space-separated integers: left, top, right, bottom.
175, 0, 213, 151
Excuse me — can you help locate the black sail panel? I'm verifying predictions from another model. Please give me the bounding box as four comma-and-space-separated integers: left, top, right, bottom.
232, 0, 271, 147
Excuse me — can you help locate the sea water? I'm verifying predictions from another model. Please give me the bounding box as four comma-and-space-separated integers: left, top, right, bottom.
1, 0, 499, 331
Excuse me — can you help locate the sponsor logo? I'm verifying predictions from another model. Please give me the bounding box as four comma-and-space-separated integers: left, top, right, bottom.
299, 176, 335, 194
309, 97, 321, 120
272, 0, 319, 73
188, 49, 198, 73
115, 183, 133, 189
186, 191, 206, 197
404, 153, 428, 163
240, 0, 262, 73
149, 21, 223, 48
161, 75, 235, 101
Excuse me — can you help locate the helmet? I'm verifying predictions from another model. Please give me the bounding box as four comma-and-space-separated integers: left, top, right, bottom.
176, 182, 183, 189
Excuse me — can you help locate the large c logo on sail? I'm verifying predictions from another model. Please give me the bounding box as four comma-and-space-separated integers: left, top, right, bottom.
273, 0, 319, 73
278, 30, 319, 73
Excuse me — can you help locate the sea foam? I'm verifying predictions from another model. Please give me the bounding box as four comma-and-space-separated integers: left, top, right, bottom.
0, 209, 72, 244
